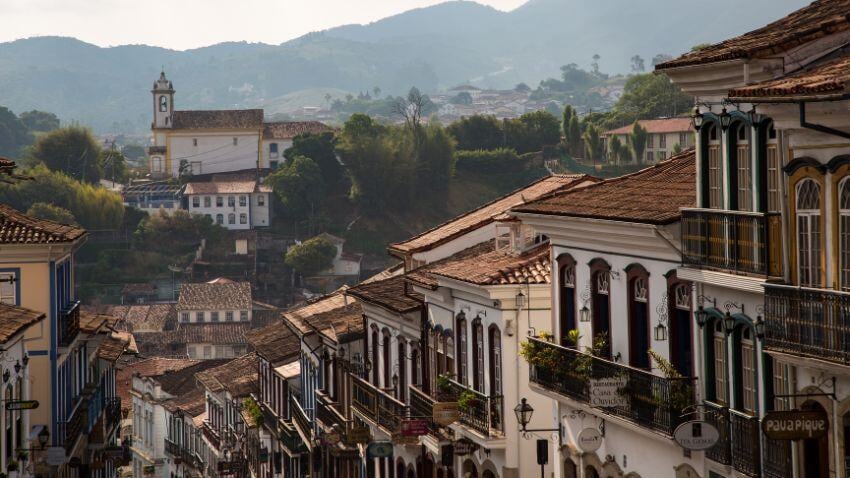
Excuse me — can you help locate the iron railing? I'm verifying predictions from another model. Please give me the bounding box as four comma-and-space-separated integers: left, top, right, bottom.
351, 375, 407, 433
164, 438, 180, 457
408, 385, 439, 434
703, 402, 731, 465
765, 283, 850, 364
527, 338, 696, 436
57, 404, 87, 452
444, 379, 503, 436
58, 300, 81, 347
316, 392, 349, 431
730, 410, 760, 477
105, 397, 122, 430
289, 395, 312, 441
763, 435, 793, 478
202, 422, 220, 451
680, 208, 781, 276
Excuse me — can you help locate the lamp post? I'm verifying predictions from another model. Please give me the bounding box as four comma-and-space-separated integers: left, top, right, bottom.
691, 106, 704, 131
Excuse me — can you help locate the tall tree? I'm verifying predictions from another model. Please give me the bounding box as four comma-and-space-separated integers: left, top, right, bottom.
447, 115, 503, 151
562, 105, 574, 138
29, 125, 102, 183
284, 236, 337, 277
0, 107, 32, 158
608, 135, 623, 165
630, 55, 645, 73
267, 156, 326, 230
583, 125, 603, 162
630, 123, 649, 166
568, 115, 581, 157
414, 123, 455, 205
19, 110, 60, 132
283, 132, 342, 188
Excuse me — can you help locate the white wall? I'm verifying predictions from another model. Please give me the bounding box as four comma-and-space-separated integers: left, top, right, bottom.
261, 139, 293, 170
169, 131, 260, 177
178, 308, 252, 323
187, 193, 255, 230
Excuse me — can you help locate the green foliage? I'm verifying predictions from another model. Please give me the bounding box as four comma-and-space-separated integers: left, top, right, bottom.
0, 164, 122, 229
98, 148, 129, 183
29, 125, 103, 183
414, 123, 455, 202
506, 110, 561, 154
268, 155, 326, 226
135, 209, 225, 253
454, 148, 522, 174
567, 115, 581, 157
26, 202, 77, 225
648, 349, 693, 411
284, 236, 337, 276
283, 132, 341, 187
583, 124, 603, 162
629, 122, 649, 165
604, 73, 692, 128
18, 110, 59, 132
457, 390, 478, 411
447, 115, 504, 151
0, 107, 32, 159
243, 397, 264, 427
450, 92, 473, 105
121, 144, 147, 161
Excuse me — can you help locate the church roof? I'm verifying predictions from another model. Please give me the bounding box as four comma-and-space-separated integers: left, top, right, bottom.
171, 109, 264, 130
263, 121, 331, 140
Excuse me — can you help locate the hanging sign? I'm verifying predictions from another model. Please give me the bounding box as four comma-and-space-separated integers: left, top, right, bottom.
367, 441, 394, 459
453, 438, 478, 456
321, 430, 342, 446
401, 419, 430, 437
5, 400, 38, 411
433, 402, 460, 425
346, 426, 372, 445
390, 432, 420, 445
674, 421, 720, 450
589, 377, 628, 408
762, 410, 829, 440
577, 428, 602, 453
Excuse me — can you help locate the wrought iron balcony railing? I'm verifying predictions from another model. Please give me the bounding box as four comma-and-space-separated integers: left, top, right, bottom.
289, 395, 312, 441
57, 403, 88, 452
704, 402, 731, 465
106, 397, 122, 430
527, 338, 696, 436
58, 300, 81, 347
202, 422, 220, 451
730, 410, 760, 477
765, 283, 850, 364
164, 438, 180, 457
408, 385, 439, 434
680, 208, 781, 277
316, 392, 349, 431
351, 375, 407, 433
443, 379, 503, 437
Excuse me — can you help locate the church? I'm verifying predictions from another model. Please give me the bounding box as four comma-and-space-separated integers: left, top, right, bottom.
147, 71, 329, 179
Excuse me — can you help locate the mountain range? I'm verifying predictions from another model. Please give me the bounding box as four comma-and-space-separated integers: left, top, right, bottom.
0, 0, 810, 133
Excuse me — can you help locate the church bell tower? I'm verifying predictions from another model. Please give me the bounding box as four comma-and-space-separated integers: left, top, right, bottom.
152, 71, 175, 129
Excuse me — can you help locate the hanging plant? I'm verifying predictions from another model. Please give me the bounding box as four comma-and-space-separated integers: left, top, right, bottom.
457, 390, 479, 411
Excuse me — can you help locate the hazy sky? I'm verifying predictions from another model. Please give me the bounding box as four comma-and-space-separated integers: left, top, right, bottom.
0, 0, 527, 50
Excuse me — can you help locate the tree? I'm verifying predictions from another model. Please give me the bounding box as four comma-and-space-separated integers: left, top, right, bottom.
285, 236, 337, 277
506, 110, 560, 154
372, 86, 381, 98
345, 93, 354, 103
283, 132, 341, 188
0, 107, 32, 158
583, 125, 603, 162
568, 115, 581, 157
562, 105, 574, 143
136, 209, 225, 253
604, 73, 692, 128
591, 54, 601, 75
121, 144, 147, 161
414, 123, 455, 204
450, 92, 473, 105
29, 126, 102, 183
98, 145, 129, 184
19, 110, 60, 132
514, 83, 531, 93
608, 135, 622, 165
630, 55, 645, 73
267, 156, 325, 229
447, 115, 504, 151
26, 202, 77, 225
392, 87, 436, 136
630, 123, 649, 165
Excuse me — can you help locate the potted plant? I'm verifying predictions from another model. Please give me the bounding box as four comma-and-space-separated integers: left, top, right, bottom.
648, 350, 693, 423
436, 374, 454, 401
457, 390, 479, 411
6, 461, 18, 472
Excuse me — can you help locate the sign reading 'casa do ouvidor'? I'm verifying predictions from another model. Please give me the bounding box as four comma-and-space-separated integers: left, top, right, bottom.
762, 410, 829, 440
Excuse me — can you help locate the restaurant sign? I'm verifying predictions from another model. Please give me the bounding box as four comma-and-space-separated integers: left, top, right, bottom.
433, 402, 460, 425
589, 377, 628, 408
762, 410, 829, 440
673, 421, 720, 450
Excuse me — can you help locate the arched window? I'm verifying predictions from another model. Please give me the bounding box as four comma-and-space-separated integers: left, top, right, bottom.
456, 314, 468, 385
563, 459, 577, 478
730, 121, 753, 211
797, 179, 822, 287
668, 278, 693, 377
488, 325, 503, 430
733, 325, 757, 415
410, 345, 420, 387
159, 95, 168, 112
558, 255, 577, 346
435, 327, 445, 377
371, 326, 380, 385
427, 325, 436, 392
472, 318, 485, 392
590, 259, 612, 359
840, 178, 850, 291
382, 329, 392, 388
398, 339, 407, 401
215, 214, 224, 225
228, 213, 236, 225
627, 265, 650, 370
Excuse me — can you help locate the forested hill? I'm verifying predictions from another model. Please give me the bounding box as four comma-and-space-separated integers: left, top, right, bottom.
0, 0, 807, 132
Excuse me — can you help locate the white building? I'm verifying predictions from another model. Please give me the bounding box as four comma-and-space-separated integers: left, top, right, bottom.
176, 279, 253, 324
262, 121, 332, 171
317, 233, 363, 277
184, 179, 271, 230
601, 117, 694, 164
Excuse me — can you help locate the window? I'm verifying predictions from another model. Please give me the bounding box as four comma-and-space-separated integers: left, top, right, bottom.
679, 132, 689, 147
188, 346, 196, 358
216, 214, 224, 225
645, 151, 654, 163
371, 326, 380, 386
628, 266, 650, 370
445, 335, 454, 380
472, 319, 484, 392
647, 134, 654, 149
216, 196, 224, 207
738, 327, 757, 414
840, 178, 850, 291
558, 255, 576, 346
159, 95, 168, 112
211, 311, 219, 322
228, 213, 236, 224
591, 260, 612, 359
797, 179, 822, 287
456, 314, 468, 385
770, 359, 791, 411
190, 161, 201, 174
669, 280, 693, 377
488, 325, 502, 398
240, 213, 248, 224
203, 346, 212, 359
239, 196, 247, 207
707, 124, 722, 208
766, 123, 781, 213
195, 311, 205, 322
152, 157, 163, 173
270, 143, 279, 157
733, 123, 752, 211
270, 160, 279, 170
411, 346, 420, 386
226, 311, 234, 321
711, 320, 727, 405
382, 329, 391, 388
193, 138, 198, 147
258, 195, 266, 206
240, 310, 248, 321
233, 137, 238, 146
0, 272, 16, 305
398, 339, 407, 401
181, 312, 189, 322
228, 196, 236, 207
192, 196, 200, 208
657, 150, 666, 161
659, 134, 666, 149
204, 196, 211, 207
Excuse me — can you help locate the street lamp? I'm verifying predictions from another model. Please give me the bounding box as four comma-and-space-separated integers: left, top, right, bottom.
516, 290, 527, 309
514, 398, 534, 432
579, 305, 590, 323
755, 315, 766, 339
719, 107, 732, 130
724, 312, 737, 335
691, 106, 704, 131
37, 428, 49, 449
653, 322, 668, 341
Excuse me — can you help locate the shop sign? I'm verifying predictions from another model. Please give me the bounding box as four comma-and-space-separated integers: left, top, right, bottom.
5, 400, 38, 411
401, 419, 429, 437
589, 377, 628, 408
346, 426, 372, 445
367, 441, 394, 459
330, 448, 362, 459
390, 432, 420, 445
762, 410, 829, 440
674, 421, 720, 450
577, 428, 602, 453
433, 402, 460, 425
322, 430, 342, 446
45, 447, 66, 466
453, 438, 478, 456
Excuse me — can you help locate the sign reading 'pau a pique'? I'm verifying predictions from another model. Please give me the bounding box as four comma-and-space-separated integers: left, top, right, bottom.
762, 410, 829, 440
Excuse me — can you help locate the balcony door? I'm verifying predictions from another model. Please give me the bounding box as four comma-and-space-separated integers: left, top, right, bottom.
558, 255, 577, 345
796, 178, 822, 287
669, 281, 693, 377
591, 263, 612, 359
627, 265, 650, 370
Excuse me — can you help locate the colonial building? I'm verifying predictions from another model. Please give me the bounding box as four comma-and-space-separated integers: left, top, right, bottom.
514, 151, 701, 478
177, 280, 253, 324
184, 179, 271, 230
601, 117, 694, 164
656, 1, 850, 476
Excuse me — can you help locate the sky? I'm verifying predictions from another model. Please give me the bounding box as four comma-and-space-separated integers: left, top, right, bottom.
0, 0, 527, 50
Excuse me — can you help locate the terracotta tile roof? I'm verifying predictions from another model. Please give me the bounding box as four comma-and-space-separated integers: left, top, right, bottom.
117, 357, 203, 409
728, 49, 850, 101
389, 174, 594, 256
244, 321, 300, 366
603, 118, 693, 136
423, 240, 550, 287
164, 387, 207, 417
105, 304, 177, 333
513, 149, 695, 225
157, 359, 229, 396
97, 336, 128, 362
346, 275, 423, 314
306, 302, 364, 344
406, 242, 497, 290
657, 0, 850, 70
175, 323, 251, 345
121, 283, 157, 294
80, 312, 111, 334
0, 303, 44, 342
196, 353, 259, 398
262, 121, 331, 140
184, 180, 267, 195
171, 109, 264, 130
283, 288, 351, 335
177, 281, 252, 311
0, 204, 86, 244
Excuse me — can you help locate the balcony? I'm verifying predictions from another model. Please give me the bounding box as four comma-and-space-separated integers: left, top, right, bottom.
316, 392, 349, 431
681, 208, 781, 277
764, 284, 850, 364
351, 375, 407, 433
106, 398, 122, 431
165, 438, 180, 457
58, 403, 88, 452
408, 385, 440, 435
730, 411, 760, 477
444, 380, 503, 437
58, 301, 81, 347
290, 395, 312, 441
527, 338, 696, 436
202, 422, 221, 450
